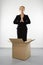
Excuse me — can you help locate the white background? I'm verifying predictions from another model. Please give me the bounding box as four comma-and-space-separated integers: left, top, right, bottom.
0, 0, 43, 48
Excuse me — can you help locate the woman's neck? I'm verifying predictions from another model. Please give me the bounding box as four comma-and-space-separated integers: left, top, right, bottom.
21, 12, 24, 15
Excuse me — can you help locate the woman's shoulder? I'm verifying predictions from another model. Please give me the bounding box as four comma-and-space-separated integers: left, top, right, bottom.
24, 14, 29, 18
16, 15, 20, 17
25, 14, 29, 17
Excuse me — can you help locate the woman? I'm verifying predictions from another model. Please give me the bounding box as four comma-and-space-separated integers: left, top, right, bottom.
13, 6, 31, 41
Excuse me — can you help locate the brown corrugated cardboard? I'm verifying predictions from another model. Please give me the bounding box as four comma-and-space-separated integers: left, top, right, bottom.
9, 38, 34, 60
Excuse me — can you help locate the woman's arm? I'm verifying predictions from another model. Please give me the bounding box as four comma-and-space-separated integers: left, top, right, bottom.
13, 15, 19, 24
25, 15, 31, 24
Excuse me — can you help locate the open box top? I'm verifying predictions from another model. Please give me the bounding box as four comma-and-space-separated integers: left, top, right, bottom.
9, 38, 35, 45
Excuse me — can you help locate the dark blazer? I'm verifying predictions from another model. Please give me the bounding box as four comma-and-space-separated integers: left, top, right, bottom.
13, 14, 31, 25
13, 14, 31, 41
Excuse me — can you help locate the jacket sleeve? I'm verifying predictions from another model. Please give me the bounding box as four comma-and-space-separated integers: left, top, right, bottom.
13, 15, 19, 24
25, 15, 31, 24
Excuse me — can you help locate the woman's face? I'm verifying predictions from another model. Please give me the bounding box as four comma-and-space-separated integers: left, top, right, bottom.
19, 6, 25, 14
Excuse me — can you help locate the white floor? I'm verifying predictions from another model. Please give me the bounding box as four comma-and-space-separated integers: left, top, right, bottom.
0, 48, 43, 65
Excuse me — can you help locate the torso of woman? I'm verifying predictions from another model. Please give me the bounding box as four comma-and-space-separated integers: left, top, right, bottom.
17, 14, 27, 30
13, 14, 31, 30
18, 22, 27, 31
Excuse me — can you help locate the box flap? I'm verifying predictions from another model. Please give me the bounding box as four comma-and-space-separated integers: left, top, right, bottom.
9, 38, 23, 44
25, 39, 35, 44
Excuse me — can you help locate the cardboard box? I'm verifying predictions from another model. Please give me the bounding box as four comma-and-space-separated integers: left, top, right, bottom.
9, 38, 34, 60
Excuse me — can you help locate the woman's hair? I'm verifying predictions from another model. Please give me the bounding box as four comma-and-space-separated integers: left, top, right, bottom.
19, 6, 25, 11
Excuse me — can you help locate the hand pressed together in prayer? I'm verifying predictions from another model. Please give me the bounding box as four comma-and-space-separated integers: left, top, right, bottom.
20, 14, 24, 22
